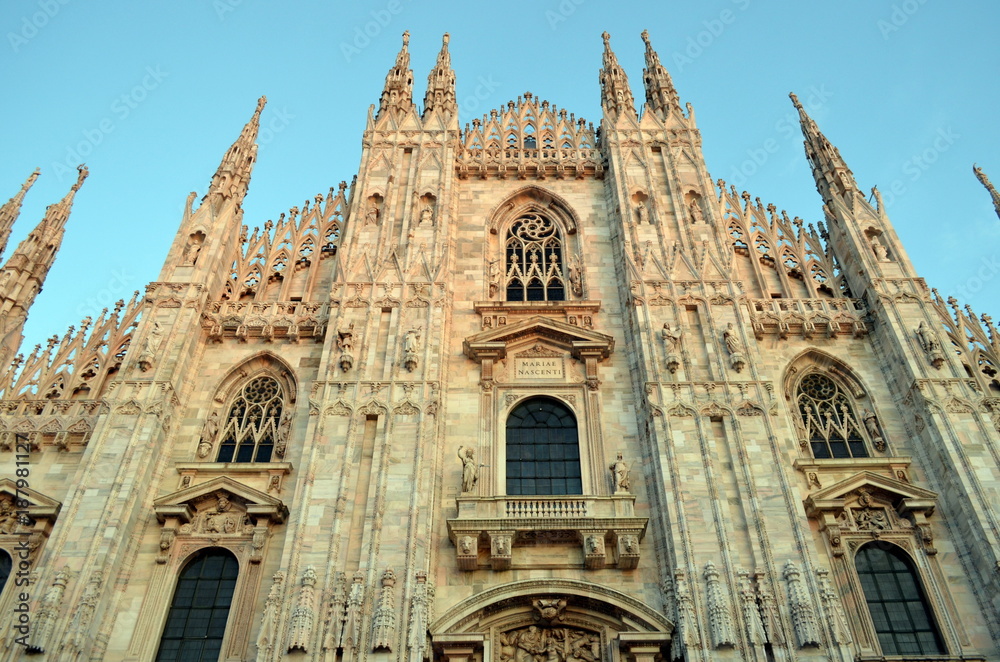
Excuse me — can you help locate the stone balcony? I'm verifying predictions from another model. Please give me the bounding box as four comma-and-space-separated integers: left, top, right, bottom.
447, 494, 647, 571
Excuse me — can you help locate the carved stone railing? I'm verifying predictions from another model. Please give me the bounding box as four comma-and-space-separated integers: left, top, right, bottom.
201, 301, 329, 342
746, 297, 868, 340
447, 494, 646, 571
456, 148, 605, 181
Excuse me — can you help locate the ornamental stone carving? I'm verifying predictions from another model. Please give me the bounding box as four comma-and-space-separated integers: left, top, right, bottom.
372, 568, 398, 650
498, 625, 601, 662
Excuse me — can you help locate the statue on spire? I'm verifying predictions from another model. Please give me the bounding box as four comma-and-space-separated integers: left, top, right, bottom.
974, 164, 1000, 221
423, 32, 456, 117
378, 31, 415, 119
640, 29, 681, 117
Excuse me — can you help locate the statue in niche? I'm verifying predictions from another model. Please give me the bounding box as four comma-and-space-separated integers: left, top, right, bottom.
661, 323, 682, 354
420, 206, 433, 225
182, 235, 202, 265
568, 255, 583, 296
458, 446, 478, 492
197, 411, 220, 458
862, 408, 885, 450
365, 202, 380, 226
275, 410, 292, 458
403, 326, 422, 372
871, 235, 889, 261
723, 322, 744, 355
136, 321, 162, 372
609, 453, 630, 493
915, 320, 945, 368
688, 199, 705, 224
337, 322, 355, 353
488, 258, 502, 297
634, 201, 646, 224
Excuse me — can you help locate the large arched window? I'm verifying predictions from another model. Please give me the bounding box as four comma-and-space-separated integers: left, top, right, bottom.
855, 543, 945, 655
796, 373, 868, 459
0, 550, 10, 595
505, 213, 566, 302
156, 549, 239, 662
506, 398, 581, 495
216, 375, 284, 463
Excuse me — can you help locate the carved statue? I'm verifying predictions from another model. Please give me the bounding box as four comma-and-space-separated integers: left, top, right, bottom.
568, 261, 583, 297
365, 203, 380, 226
634, 201, 646, 224
871, 235, 889, 261
688, 199, 705, 224
420, 206, 433, 224
136, 321, 162, 372
609, 452, 630, 493
204, 495, 233, 534
488, 258, 502, 297
915, 321, 945, 368
498, 625, 600, 662
200, 411, 220, 444
661, 323, 682, 354
337, 322, 355, 353
0, 498, 21, 534
862, 408, 884, 450
276, 409, 292, 457
855, 507, 888, 531
182, 237, 202, 265
723, 322, 744, 355
458, 446, 478, 492
404, 326, 422, 355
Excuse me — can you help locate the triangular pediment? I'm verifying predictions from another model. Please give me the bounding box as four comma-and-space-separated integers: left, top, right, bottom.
153, 475, 286, 524
805, 471, 937, 516
0, 478, 61, 519
464, 315, 613, 363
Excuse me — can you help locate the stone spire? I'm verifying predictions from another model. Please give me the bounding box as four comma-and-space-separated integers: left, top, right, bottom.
0, 165, 88, 370
423, 33, 456, 117
974, 164, 1000, 221
790, 92, 858, 205
378, 30, 415, 119
640, 30, 680, 118
206, 96, 266, 209
598, 32, 636, 120
0, 168, 40, 260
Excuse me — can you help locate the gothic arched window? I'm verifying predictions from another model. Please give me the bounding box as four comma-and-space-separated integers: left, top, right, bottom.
796, 373, 868, 459
855, 543, 945, 655
506, 398, 581, 495
156, 549, 239, 662
505, 213, 566, 302
216, 375, 284, 463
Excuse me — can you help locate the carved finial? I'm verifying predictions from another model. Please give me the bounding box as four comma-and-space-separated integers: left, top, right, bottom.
973, 163, 1000, 220
789, 92, 802, 111
602, 31, 611, 45
402, 29, 410, 47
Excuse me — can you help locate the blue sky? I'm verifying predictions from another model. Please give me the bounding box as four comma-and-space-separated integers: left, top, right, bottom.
2, 0, 999, 353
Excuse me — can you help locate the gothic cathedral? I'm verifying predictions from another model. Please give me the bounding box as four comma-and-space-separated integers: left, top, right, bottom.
0, 30, 997, 662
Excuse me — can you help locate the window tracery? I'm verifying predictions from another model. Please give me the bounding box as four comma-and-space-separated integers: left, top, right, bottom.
505, 214, 566, 302
796, 373, 870, 458
216, 376, 285, 463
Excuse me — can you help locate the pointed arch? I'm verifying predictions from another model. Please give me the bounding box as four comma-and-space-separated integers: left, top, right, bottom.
486, 186, 580, 236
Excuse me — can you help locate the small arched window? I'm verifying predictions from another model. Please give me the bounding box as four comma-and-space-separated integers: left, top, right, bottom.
855, 543, 945, 655
216, 375, 284, 463
506, 398, 581, 495
0, 549, 11, 595
156, 549, 239, 662
796, 373, 868, 458
505, 213, 566, 302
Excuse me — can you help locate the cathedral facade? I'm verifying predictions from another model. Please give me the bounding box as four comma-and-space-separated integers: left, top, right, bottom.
0, 29, 997, 662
